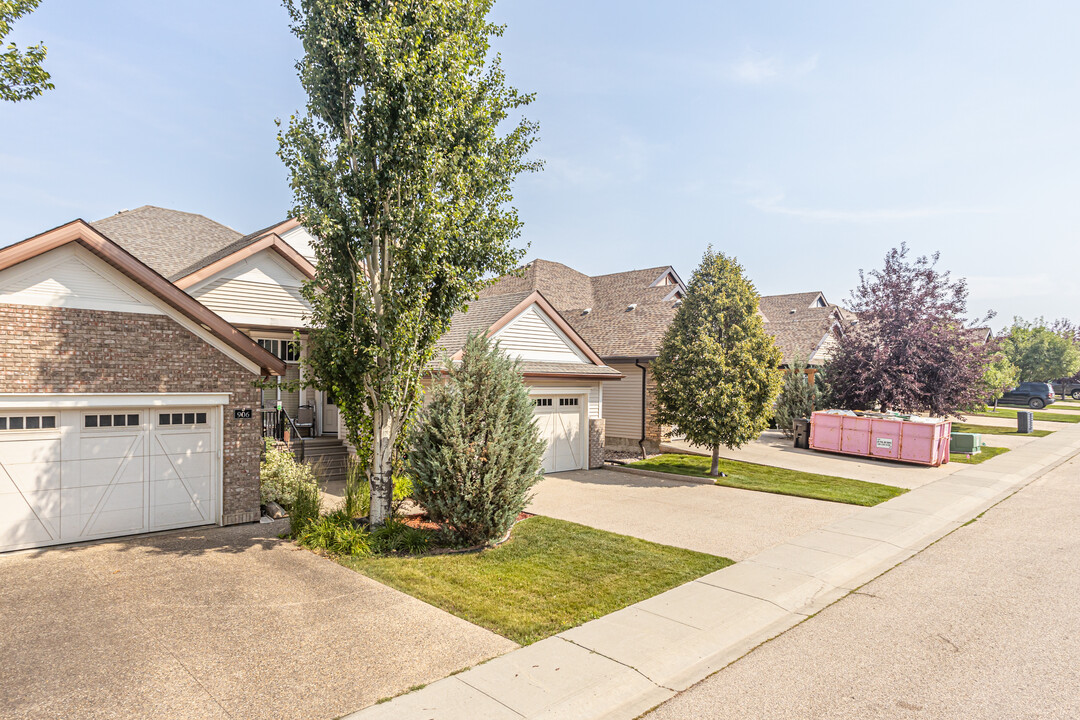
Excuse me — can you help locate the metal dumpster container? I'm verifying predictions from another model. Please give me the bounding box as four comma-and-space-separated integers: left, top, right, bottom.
809, 411, 952, 467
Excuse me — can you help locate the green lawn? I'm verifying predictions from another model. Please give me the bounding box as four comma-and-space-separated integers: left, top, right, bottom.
950, 446, 1010, 464
627, 454, 906, 506
971, 408, 1080, 424
338, 516, 730, 645
951, 422, 1052, 438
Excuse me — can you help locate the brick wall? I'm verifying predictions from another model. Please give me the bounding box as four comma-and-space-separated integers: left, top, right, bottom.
588, 418, 606, 469
0, 304, 263, 525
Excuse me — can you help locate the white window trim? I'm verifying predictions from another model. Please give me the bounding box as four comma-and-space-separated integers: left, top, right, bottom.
0, 393, 232, 409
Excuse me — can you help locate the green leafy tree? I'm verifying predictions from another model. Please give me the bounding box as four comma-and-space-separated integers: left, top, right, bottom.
2, 0, 53, 102
978, 348, 1021, 410
652, 248, 783, 476
1001, 318, 1080, 382
279, 0, 538, 526
409, 333, 545, 546
774, 357, 821, 438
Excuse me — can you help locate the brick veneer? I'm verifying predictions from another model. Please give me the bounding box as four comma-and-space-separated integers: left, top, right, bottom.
0, 304, 263, 525
588, 418, 606, 469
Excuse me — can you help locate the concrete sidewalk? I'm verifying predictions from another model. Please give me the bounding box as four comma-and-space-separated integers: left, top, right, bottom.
346, 426, 1080, 720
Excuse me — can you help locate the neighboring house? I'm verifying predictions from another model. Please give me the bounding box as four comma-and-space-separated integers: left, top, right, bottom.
432, 290, 622, 473
0, 220, 285, 552
757, 291, 850, 371
482, 265, 854, 453
481, 259, 686, 454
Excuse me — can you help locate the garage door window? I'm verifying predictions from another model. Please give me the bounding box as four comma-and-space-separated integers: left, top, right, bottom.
0, 415, 56, 431
558, 398, 579, 406
534, 398, 552, 407
84, 413, 141, 428
159, 412, 208, 426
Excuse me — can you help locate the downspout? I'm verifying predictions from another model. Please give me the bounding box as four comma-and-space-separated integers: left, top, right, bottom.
635, 358, 648, 459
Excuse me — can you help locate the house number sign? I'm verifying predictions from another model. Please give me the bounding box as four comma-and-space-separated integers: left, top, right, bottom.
234, 408, 254, 419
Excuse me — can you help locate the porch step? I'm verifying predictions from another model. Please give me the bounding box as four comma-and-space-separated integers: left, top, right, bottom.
299, 437, 351, 484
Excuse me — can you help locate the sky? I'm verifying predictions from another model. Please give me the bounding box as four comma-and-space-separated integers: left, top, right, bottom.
2, 1, 1078, 329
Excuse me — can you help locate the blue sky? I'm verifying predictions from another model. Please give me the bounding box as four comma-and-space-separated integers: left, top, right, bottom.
2, 1, 1078, 327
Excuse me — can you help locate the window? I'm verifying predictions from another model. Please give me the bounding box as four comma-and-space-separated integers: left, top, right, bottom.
84, 413, 140, 429
258, 338, 301, 363
558, 398, 579, 407
1, 415, 57, 431
159, 412, 208, 426
534, 398, 552, 407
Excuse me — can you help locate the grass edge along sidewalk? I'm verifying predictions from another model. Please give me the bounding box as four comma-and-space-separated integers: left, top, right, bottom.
337, 516, 731, 646
971, 408, 1080, 424
952, 422, 1052, 438
627, 453, 906, 506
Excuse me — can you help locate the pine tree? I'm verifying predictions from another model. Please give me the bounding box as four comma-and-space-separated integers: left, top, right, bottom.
774, 357, 820, 438
652, 247, 783, 476
409, 332, 545, 545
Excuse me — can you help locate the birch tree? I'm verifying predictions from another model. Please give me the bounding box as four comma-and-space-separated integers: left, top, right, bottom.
279, 0, 537, 525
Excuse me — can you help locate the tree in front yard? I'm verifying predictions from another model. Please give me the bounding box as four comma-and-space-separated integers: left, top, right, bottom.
652, 247, 783, 476
2, 0, 54, 102
1000, 318, 1080, 383
279, 0, 538, 526
774, 357, 821, 438
823, 244, 992, 416
409, 333, 545, 546
978, 346, 1020, 410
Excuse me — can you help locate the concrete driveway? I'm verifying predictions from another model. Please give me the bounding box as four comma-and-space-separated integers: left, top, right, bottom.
0, 522, 514, 720
527, 469, 857, 560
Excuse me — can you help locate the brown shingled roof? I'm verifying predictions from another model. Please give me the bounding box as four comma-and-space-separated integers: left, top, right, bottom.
481, 260, 684, 359
764, 307, 843, 366
91, 206, 245, 280
758, 291, 827, 322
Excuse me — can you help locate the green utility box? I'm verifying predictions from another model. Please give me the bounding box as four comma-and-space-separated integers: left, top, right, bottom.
950, 432, 982, 454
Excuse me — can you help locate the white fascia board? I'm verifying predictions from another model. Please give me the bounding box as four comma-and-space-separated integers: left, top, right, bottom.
0, 393, 233, 409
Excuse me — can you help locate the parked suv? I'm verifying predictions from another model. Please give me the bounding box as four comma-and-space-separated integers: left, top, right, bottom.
998, 382, 1056, 409
1051, 379, 1080, 400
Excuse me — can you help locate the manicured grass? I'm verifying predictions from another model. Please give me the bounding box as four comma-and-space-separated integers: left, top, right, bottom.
971, 408, 1080, 424
338, 516, 731, 645
952, 422, 1052, 438
627, 454, 906, 506
950, 446, 1010, 464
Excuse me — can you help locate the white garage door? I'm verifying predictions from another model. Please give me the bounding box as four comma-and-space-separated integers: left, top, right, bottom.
0, 406, 218, 552
534, 396, 585, 473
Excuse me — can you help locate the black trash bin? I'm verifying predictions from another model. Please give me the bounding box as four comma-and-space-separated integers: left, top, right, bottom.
793, 418, 811, 449
1017, 410, 1034, 434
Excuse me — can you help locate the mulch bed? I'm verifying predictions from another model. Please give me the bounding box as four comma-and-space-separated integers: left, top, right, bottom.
400, 511, 534, 531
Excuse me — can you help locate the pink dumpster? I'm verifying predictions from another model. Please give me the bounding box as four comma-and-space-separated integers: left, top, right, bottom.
809, 411, 952, 467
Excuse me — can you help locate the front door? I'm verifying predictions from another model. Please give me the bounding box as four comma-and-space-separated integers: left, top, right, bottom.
320, 392, 338, 435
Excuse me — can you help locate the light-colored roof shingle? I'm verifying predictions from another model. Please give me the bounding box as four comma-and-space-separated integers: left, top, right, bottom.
91, 205, 244, 280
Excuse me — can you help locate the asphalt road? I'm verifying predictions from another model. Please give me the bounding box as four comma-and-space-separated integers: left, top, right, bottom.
645, 455, 1080, 720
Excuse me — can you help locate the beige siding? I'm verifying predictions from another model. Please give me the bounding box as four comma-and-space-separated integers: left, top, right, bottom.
810, 331, 840, 365
187, 250, 310, 329
0, 245, 162, 316
603, 361, 645, 440
492, 305, 589, 364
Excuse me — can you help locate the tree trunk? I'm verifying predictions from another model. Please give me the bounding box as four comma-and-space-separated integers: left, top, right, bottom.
369, 404, 395, 527
710, 444, 720, 477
